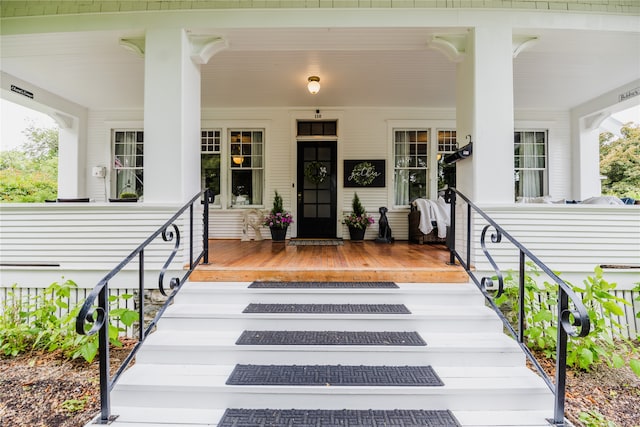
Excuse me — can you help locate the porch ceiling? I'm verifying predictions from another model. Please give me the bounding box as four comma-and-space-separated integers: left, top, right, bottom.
1, 26, 638, 111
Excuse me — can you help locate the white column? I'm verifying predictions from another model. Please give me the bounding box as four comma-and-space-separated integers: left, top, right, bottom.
573, 120, 602, 200
143, 28, 201, 203
456, 26, 515, 203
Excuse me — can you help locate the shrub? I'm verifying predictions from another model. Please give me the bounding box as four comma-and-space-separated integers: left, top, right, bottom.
494, 264, 640, 376
0, 279, 138, 363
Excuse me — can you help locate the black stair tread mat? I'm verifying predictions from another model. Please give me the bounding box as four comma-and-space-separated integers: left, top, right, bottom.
236, 330, 426, 346
249, 281, 398, 288
218, 409, 461, 427
226, 364, 444, 386
242, 303, 411, 314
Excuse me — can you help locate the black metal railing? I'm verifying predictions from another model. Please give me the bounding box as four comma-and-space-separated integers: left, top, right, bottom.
75, 189, 211, 424
443, 188, 590, 426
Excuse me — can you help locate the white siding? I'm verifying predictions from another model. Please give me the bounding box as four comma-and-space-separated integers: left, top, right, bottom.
465, 204, 640, 290
0, 204, 198, 288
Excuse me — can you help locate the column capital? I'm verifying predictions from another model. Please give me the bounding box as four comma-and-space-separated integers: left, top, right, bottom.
428, 33, 468, 63
188, 35, 228, 65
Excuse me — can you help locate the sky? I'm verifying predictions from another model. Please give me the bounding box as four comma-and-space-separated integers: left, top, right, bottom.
0, 98, 57, 152
0, 98, 638, 153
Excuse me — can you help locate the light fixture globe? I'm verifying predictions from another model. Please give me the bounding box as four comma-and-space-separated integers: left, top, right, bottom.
307, 76, 321, 94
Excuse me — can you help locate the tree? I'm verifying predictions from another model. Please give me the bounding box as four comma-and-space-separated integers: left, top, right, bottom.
600, 123, 640, 199
21, 120, 59, 160
0, 122, 59, 202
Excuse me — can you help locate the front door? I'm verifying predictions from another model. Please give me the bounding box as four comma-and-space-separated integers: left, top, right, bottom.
297, 141, 337, 238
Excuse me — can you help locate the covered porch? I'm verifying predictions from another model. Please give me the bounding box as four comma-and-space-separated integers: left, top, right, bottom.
192, 239, 467, 283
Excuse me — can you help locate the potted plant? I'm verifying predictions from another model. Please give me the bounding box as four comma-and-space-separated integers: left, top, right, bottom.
342, 192, 374, 241
109, 191, 139, 202
263, 190, 293, 242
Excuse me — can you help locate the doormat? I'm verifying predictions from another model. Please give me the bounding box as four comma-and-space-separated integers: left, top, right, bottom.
248, 281, 398, 288
242, 303, 411, 314
226, 364, 444, 386
288, 239, 344, 246
235, 330, 426, 346
218, 409, 461, 427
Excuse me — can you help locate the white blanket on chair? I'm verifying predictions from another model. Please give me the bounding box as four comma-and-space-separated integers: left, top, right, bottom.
414, 197, 450, 239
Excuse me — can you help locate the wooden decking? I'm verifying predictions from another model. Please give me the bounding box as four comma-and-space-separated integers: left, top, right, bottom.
190, 239, 468, 283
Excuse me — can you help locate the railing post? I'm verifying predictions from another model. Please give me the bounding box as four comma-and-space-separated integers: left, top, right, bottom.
518, 250, 525, 343
98, 282, 111, 423
203, 189, 210, 265
138, 250, 144, 342
466, 203, 471, 268
189, 203, 194, 268
553, 288, 570, 425
445, 188, 456, 265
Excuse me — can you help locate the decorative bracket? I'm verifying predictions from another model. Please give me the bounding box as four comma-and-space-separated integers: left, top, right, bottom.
50, 111, 74, 129
189, 36, 228, 65
427, 33, 468, 63
119, 37, 145, 57
512, 35, 538, 58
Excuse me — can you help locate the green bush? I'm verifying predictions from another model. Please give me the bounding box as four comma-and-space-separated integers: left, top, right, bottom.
0, 279, 138, 363
494, 265, 640, 376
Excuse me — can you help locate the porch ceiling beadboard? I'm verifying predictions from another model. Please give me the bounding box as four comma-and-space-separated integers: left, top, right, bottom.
1, 0, 639, 17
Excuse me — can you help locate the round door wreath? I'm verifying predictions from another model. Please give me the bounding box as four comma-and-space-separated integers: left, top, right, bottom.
304, 161, 328, 184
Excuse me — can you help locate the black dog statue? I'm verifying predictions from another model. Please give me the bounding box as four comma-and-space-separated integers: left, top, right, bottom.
375, 206, 394, 243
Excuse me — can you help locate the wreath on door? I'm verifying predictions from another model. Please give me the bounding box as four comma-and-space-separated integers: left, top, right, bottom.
304, 161, 328, 185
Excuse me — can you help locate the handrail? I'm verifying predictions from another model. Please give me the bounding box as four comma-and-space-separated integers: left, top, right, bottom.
443, 188, 591, 427
75, 189, 211, 424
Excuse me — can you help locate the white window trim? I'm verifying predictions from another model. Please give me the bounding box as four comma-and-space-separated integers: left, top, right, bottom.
201, 120, 270, 210
386, 120, 455, 209
514, 128, 549, 200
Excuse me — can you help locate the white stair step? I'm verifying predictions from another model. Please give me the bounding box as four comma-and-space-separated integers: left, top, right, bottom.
174, 282, 484, 306
111, 364, 553, 411
158, 304, 502, 332
109, 406, 223, 425
136, 330, 525, 366
106, 407, 552, 427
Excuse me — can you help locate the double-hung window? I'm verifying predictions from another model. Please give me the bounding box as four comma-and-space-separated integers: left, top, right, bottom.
201, 130, 221, 205
229, 129, 263, 207
514, 130, 547, 199
394, 129, 429, 206
113, 130, 143, 198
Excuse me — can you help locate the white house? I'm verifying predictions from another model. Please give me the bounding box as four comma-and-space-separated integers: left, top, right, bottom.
1, 0, 638, 291
1, 2, 640, 426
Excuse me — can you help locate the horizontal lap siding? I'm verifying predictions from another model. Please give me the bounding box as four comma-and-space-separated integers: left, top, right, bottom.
0, 205, 190, 270
471, 205, 640, 273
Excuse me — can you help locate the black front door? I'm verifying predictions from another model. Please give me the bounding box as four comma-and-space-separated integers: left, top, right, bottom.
297, 141, 337, 238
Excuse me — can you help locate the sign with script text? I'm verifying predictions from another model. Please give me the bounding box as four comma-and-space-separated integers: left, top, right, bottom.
344, 160, 385, 188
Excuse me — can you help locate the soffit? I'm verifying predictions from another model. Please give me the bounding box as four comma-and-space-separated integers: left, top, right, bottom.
0, 27, 638, 111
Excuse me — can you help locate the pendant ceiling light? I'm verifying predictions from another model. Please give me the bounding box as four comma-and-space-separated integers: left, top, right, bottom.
307, 76, 321, 94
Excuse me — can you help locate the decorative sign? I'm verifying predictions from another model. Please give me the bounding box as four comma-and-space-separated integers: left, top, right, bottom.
344, 160, 385, 188
10, 85, 34, 99
619, 87, 640, 102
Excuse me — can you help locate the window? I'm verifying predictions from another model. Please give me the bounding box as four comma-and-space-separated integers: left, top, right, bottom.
437, 130, 457, 189
514, 130, 547, 199
229, 129, 263, 206
394, 129, 429, 206
113, 130, 143, 198
201, 130, 221, 205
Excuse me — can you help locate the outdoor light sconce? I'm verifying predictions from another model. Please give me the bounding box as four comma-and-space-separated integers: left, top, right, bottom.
443, 135, 473, 164
307, 76, 321, 94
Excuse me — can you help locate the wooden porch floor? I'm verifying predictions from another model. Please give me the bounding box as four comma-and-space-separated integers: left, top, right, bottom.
190, 239, 468, 283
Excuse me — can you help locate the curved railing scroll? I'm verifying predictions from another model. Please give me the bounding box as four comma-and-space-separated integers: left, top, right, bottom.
75, 189, 210, 424
443, 188, 590, 426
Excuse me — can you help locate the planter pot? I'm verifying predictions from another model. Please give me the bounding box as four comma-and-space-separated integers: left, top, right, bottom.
348, 226, 366, 241
270, 226, 288, 242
